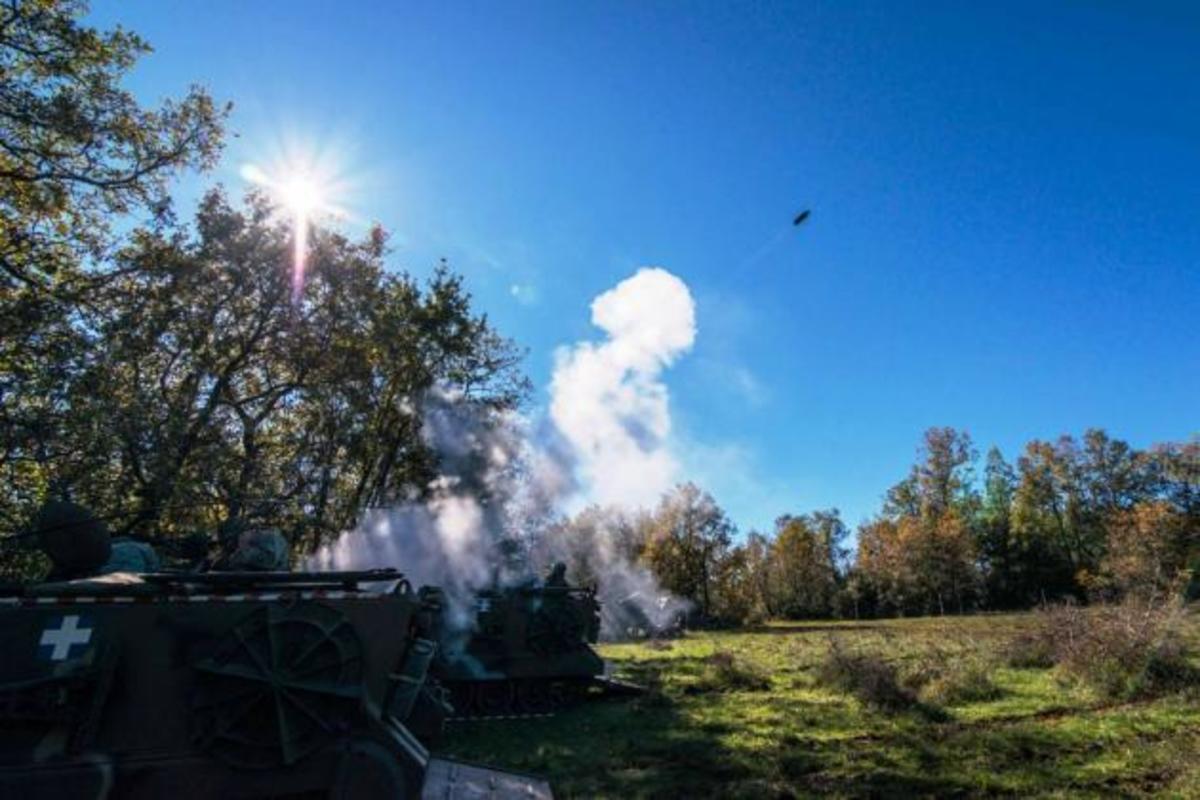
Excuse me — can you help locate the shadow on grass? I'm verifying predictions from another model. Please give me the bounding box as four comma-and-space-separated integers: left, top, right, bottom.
440, 657, 1191, 798
439, 661, 978, 798
439, 669, 755, 797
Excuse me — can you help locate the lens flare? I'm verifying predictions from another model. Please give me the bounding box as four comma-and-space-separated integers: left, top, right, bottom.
279, 173, 321, 216
240, 150, 350, 302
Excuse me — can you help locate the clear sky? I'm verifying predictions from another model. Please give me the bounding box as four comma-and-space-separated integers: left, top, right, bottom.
89, 1, 1199, 535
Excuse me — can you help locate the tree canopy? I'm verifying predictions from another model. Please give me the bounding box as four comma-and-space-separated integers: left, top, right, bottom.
1, 0, 230, 566
1, 189, 527, 567
0, 2, 527, 575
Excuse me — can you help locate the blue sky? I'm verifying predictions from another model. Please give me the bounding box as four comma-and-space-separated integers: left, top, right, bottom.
91, 2, 1199, 535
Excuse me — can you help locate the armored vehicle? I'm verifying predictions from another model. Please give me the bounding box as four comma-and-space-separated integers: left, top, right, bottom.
0, 567, 552, 799
427, 571, 640, 718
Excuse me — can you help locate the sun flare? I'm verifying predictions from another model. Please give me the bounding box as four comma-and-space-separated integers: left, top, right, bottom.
239, 161, 341, 219
278, 173, 322, 216
239, 147, 350, 302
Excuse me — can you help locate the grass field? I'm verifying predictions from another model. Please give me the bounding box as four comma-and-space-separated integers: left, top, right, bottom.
440, 611, 1200, 798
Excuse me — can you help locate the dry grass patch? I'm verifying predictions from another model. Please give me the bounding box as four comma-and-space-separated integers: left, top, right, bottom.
918, 657, 1002, 706
688, 650, 772, 694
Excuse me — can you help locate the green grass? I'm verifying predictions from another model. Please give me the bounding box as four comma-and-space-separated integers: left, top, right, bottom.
439, 611, 1200, 798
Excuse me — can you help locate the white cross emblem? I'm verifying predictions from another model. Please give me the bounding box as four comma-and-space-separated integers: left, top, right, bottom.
39, 614, 93, 661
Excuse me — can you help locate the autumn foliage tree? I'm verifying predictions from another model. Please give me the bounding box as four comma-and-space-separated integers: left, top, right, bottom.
761, 511, 847, 618
849, 428, 1198, 617
1, 189, 526, 568
852, 429, 981, 615
623, 426, 1193, 624
642, 482, 734, 620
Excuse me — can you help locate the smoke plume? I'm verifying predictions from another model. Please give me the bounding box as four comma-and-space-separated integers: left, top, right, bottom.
309, 390, 538, 631
550, 268, 696, 508
314, 267, 697, 638
533, 505, 691, 638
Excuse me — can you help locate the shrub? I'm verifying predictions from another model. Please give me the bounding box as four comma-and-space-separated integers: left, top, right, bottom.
817, 638, 916, 712
1017, 594, 1195, 700
690, 650, 771, 693
900, 638, 1002, 706
918, 657, 1001, 705
1004, 626, 1058, 669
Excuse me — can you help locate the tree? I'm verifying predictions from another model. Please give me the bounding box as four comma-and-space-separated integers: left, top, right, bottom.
1, 0, 227, 537
710, 542, 760, 625
530, 504, 647, 587
769, 515, 829, 617
1147, 439, 1199, 523
0, 0, 226, 282
642, 483, 734, 619
916, 509, 979, 614
854, 430, 1196, 616
1, 190, 527, 571
977, 447, 1018, 606
1100, 500, 1191, 598
766, 510, 847, 618
915, 427, 978, 518
854, 517, 910, 614
742, 530, 776, 618
1100, 438, 1200, 599
856, 429, 981, 615
1077, 429, 1145, 515
1010, 435, 1119, 599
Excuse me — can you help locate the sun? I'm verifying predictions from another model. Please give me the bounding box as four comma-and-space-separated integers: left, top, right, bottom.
240, 161, 339, 220
278, 172, 323, 216
239, 152, 349, 302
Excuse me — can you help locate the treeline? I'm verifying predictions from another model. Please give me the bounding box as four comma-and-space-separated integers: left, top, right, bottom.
551, 428, 1199, 623
853, 428, 1197, 616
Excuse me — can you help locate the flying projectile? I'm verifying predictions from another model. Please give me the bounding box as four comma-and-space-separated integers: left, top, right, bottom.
793, 209, 811, 226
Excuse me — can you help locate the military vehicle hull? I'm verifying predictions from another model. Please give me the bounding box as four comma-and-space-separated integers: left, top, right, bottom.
0, 570, 552, 799
430, 584, 641, 718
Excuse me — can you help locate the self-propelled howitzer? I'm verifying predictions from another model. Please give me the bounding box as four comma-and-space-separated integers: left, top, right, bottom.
0, 568, 552, 799
424, 569, 642, 718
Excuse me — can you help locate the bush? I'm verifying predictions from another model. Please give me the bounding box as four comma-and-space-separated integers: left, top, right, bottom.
817, 638, 916, 712
1016, 595, 1195, 700
1005, 626, 1058, 669
689, 650, 771, 693
918, 657, 1001, 705
898, 637, 1002, 706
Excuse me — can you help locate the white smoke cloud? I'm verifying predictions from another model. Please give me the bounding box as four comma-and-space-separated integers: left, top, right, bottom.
313, 267, 699, 639
532, 505, 691, 639
309, 389, 535, 632
549, 267, 696, 508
